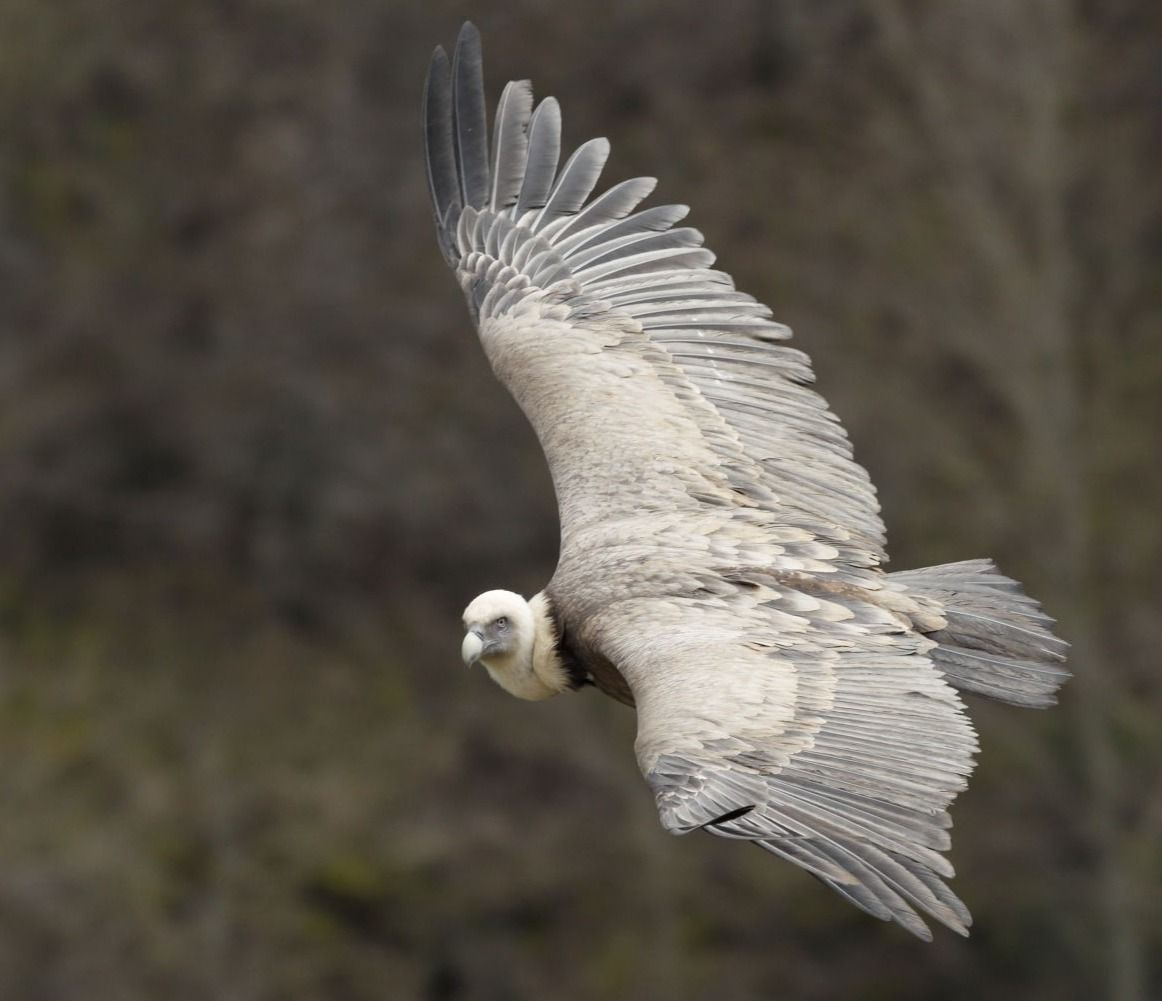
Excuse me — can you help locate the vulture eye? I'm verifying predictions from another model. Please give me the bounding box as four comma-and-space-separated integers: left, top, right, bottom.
495, 616, 508, 629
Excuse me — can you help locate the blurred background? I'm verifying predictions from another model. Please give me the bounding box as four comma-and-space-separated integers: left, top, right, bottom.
1, 1, 1159, 999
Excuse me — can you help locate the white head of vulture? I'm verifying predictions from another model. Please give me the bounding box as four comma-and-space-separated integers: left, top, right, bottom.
425, 22, 1069, 941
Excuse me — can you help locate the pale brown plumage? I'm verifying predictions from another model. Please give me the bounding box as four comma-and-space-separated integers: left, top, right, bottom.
427, 22, 1068, 940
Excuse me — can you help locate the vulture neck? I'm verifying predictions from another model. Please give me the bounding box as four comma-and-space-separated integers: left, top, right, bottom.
485, 592, 573, 701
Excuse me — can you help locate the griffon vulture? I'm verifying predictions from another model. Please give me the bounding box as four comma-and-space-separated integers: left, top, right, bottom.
425, 22, 1068, 940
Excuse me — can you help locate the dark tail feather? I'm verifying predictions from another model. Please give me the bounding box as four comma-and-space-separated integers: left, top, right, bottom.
891, 559, 1069, 709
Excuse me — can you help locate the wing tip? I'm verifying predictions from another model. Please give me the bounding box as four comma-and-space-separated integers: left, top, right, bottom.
456, 20, 482, 52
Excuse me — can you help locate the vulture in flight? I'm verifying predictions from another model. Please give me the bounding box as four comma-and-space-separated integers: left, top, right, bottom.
424, 22, 1068, 940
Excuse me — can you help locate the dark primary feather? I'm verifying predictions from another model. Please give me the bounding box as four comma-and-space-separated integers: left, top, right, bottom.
422, 46, 459, 260
533, 138, 611, 232
451, 22, 489, 209
515, 99, 562, 217
490, 80, 534, 212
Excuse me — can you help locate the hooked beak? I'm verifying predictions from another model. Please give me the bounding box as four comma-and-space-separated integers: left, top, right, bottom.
461, 630, 484, 667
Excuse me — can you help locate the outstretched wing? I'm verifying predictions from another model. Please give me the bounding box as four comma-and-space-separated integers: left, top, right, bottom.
586, 585, 979, 941
425, 24, 886, 576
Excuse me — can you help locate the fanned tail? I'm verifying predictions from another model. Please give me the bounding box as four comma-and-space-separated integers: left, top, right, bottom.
891, 559, 1070, 708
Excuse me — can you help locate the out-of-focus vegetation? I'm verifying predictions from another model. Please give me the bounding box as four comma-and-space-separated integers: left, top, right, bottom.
0, 1, 1159, 999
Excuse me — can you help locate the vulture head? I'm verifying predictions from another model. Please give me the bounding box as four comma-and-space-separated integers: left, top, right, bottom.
460, 590, 568, 701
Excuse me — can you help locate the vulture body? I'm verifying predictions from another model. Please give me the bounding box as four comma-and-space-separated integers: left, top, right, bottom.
427, 23, 1068, 941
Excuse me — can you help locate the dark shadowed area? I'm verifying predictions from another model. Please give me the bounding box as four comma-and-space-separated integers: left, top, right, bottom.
1, 1, 1159, 999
